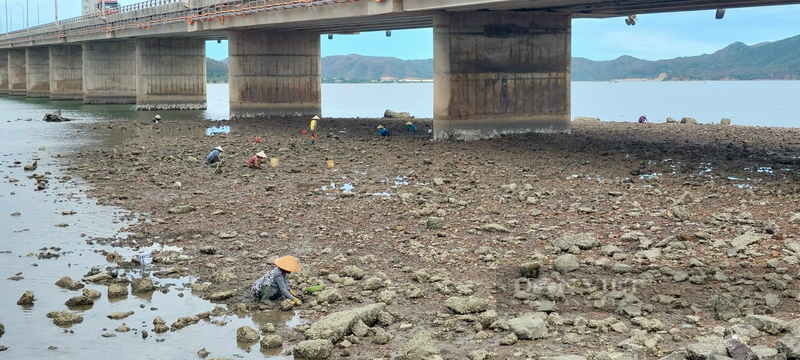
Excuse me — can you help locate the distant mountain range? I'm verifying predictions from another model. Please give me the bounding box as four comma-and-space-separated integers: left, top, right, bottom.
206, 34, 800, 82
574, 34, 800, 81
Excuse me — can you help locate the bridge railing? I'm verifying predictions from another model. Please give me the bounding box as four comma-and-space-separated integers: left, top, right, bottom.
0, 0, 357, 46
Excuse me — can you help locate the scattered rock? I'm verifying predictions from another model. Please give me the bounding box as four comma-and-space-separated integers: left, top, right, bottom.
305, 303, 386, 342
554, 254, 580, 273
131, 277, 155, 293
199, 245, 218, 255
317, 289, 342, 304
208, 290, 235, 301
279, 299, 294, 311
167, 204, 196, 214
714, 296, 741, 321
82, 288, 101, 299
341, 265, 364, 280
721, 118, 731, 125
680, 117, 698, 125
294, 339, 333, 359
47, 311, 83, 325
107, 284, 128, 298
401, 331, 441, 360
43, 113, 71, 122
508, 314, 548, 340
107, 311, 134, 320
552, 233, 599, 251
64, 295, 93, 307
384, 109, 413, 119
55, 276, 84, 290
444, 296, 490, 314
520, 261, 541, 278
16, 290, 34, 305
260, 334, 282, 349
236, 326, 260, 343
744, 314, 786, 335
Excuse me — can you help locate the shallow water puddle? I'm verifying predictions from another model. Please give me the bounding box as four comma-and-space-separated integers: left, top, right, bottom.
0, 111, 299, 360
206, 125, 231, 136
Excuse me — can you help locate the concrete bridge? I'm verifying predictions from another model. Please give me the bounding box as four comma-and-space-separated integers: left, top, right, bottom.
0, 0, 795, 139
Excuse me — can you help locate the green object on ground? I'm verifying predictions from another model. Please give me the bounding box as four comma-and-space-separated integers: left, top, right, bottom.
305, 285, 324, 294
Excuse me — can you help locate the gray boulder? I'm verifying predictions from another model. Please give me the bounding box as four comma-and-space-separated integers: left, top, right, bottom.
715, 296, 741, 321
305, 303, 386, 342
47, 310, 84, 325
107, 311, 134, 320
554, 254, 579, 273
131, 277, 155, 293
55, 276, 84, 290
720, 118, 731, 125
750, 345, 785, 360
508, 314, 548, 340
107, 284, 128, 298
208, 290, 235, 301
444, 296, 489, 314
744, 315, 786, 335
520, 261, 540, 278
65, 295, 93, 306
776, 334, 800, 359
681, 117, 698, 124
666, 117, 678, 124
260, 334, 282, 349
685, 337, 726, 360
294, 339, 333, 359
552, 233, 599, 251
341, 265, 364, 280
236, 326, 260, 343
384, 109, 413, 119
317, 289, 342, 304
725, 336, 757, 360
17, 291, 34, 305
167, 204, 196, 214
401, 331, 441, 360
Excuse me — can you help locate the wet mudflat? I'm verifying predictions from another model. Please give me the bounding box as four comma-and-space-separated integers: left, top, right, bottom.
8, 115, 800, 359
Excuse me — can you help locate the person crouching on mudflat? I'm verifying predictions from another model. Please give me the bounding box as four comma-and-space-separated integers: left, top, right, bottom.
206, 146, 223, 165
251, 255, 302, 305
377, 125, 389, 138
247, 151, 267, 169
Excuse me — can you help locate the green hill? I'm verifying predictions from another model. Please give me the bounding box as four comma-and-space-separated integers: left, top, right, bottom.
573, 35, 800, 81
322, 54, 432, 82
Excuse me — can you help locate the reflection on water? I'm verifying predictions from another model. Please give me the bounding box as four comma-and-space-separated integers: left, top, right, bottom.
0, 92, 296, 360
206, 125, 231, 136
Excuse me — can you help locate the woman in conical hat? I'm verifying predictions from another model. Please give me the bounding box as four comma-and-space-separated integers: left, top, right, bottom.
206, 146, 223, 165
247, 151, 267, 169
251, 256, 302, 305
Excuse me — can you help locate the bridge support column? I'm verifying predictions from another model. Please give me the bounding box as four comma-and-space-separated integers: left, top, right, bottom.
26, 48, 50, 98
0, 50, 8, 94
50, 45, 83, 100
228, 30, 320, 119
135, 38, 206, 110
8, 49, 26, 96
433, 11, 571, 140
82, 42, 136, 104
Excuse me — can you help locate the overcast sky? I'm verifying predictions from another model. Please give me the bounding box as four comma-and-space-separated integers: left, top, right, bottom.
16, 1, 800, 62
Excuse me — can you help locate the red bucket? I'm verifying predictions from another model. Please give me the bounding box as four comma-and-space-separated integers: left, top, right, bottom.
301, 130, 308, 135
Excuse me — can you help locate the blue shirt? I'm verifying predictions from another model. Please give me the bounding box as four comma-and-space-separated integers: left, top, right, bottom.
408, 124, 417, 131
379, 128, 389, 137
206, 149, 220, 163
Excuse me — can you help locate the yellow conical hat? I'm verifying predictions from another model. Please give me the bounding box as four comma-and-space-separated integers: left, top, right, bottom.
274, 255, 300, 272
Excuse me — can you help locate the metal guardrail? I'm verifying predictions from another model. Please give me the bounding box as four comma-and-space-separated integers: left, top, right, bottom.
1, 0, 356, 46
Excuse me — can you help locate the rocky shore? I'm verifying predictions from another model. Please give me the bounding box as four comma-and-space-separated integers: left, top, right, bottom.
58, 117, 800, 359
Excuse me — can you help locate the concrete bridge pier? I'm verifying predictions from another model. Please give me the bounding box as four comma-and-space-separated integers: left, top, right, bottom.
135, 38, 207, 110
82, 42, 136, 104
0, 50, 8, 94
49, 45, 83, 100
8, 49, 27, 96
433, 11, 572, 140
26, 48, 51, 98
228, 30, 321, 119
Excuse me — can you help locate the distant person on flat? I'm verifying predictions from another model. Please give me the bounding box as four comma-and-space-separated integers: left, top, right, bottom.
638, 114, 648, 123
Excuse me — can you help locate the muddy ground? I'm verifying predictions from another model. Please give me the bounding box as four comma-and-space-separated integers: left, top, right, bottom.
65, 117, 800, 359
